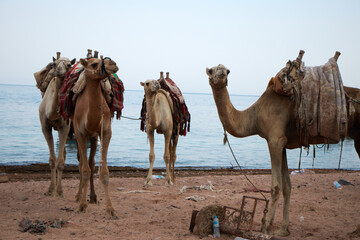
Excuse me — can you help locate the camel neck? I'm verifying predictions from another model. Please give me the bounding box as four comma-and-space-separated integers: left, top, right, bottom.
211, 86, 258, 138
85, 75, 105, 113
144, 91, 157, 127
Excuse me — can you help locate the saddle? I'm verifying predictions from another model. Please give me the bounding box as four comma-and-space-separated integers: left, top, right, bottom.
58, 63, 124, 120
270, 54, 348, 145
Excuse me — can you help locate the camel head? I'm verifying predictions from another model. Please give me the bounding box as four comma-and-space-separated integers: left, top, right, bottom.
52, 57, 76, 78
49, 52, 76, 78
140, 80, 161, 94
80, 57, 119, 79
206, 64, 230, 89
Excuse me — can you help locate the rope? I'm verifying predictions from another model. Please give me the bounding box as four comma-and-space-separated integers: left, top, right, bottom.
98, 97, 106, 176
298, 147, 302, 170
121, 116, 142, 120
338, 139, 344, 169
223, 129, 268, 201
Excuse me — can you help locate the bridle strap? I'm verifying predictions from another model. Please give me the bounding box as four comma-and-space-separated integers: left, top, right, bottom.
101, 57, 112, 77
209, 77, 228, 89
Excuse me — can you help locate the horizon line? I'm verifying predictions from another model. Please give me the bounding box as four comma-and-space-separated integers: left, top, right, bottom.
0, 83, 260, 97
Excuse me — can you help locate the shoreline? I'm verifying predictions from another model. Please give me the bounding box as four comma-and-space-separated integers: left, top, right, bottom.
1, 163, 359, 182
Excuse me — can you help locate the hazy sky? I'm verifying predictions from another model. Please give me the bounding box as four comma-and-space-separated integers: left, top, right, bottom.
1, 0, 359, 95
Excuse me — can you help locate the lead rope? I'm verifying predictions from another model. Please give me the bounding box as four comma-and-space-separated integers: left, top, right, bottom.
223, 129, 268, 202
98, 95, 106, 176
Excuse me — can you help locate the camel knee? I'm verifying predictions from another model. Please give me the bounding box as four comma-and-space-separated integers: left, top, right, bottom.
163, 154, 170, 164
49, 157, 56, 169
100, 173, 109, 185
149, 153, 155, 163
57, 161, 65, 171
271, 185, 281, 200
82, 171, 90, 182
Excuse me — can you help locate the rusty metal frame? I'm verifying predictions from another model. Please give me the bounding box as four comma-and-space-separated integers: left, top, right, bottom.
222, 195, 269, 232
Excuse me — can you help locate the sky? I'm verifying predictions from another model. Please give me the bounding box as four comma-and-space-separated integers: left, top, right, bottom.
0, 0, 359, 95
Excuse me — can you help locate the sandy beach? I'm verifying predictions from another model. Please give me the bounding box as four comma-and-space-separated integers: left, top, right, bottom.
0, 165, 359, 240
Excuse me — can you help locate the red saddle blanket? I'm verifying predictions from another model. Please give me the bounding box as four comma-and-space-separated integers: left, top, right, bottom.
58, 63, 124, 119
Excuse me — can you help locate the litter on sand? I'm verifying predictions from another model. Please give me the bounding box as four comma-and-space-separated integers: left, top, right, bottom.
291, 169, 305, 175
185, 195, 205, 202
19, 218, 67, 234
338, 179, 354, 186
152, 175, 165, 179
179, 180, 214, 194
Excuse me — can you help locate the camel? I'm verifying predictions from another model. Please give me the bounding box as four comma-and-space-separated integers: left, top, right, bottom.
37, 52, 76, 197
206, 52, 360, 236
140, 76, 179, 186
71, 56, 118, 218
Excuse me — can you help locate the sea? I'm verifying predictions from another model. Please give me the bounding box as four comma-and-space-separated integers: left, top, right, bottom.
0, 84, 359, 170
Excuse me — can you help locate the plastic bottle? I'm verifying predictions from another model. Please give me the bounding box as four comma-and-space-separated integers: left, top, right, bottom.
333, 181, 343, 189
213, 216, 220, 238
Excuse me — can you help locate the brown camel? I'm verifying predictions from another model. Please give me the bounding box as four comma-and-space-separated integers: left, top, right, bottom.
206, 53, 360, 236
37, 52, 75, 197
140, 76, 179, 186
71, 56, 118, 218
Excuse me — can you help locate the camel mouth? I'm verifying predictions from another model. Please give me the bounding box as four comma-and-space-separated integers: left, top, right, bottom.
218, 73, 226, 79
104, 59, 119, 74
55, 70, 66, 78
108, 65, 119, 74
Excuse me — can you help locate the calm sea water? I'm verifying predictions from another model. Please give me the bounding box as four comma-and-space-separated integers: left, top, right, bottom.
0, 84, 359, 170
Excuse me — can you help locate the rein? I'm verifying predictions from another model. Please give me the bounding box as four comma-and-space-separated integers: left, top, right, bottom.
222, 128, 268, 202
98, 90, 107, 175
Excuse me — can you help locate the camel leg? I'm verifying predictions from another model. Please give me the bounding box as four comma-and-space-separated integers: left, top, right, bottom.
144, 130, 155, 186
75, 140, 82, 202
89, 137, 98, 204
76, 134, 90, 213
278, 149, 291, 236
40, 120, 57, 196
99, 128, 117, 219
170, 134, 179, 183
264, 137, 287, 236
55, 121, 70, 197
163, 132, 173, 185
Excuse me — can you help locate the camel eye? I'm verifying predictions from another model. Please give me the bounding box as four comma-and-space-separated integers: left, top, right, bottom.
91, 63, 98, 68
146, 82, 149, 86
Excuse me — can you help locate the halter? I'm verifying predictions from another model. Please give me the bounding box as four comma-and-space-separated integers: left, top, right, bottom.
101, 57, 112, 78
209, 76, 228, 89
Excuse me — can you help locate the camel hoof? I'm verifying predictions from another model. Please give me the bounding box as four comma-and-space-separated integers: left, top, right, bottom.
78, 204, 88, 213
45, 191, 59, 197
106, 208, 118, 220
165, 180, 173, 185
55, 192, 64, 198
143, 180, 153, 187
275, 228, 290, 237
44, 191, 51, 196
89, 194, 98, 204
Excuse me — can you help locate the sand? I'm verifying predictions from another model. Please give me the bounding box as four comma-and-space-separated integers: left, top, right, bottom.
0, 168, 359, 240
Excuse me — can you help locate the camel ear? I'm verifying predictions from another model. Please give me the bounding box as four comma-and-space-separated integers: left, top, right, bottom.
53, 57, 56, 62
140, 82, 145, 86
206, 67, 213, 76
80, 58, 88, 67
71, 58, 76, 65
